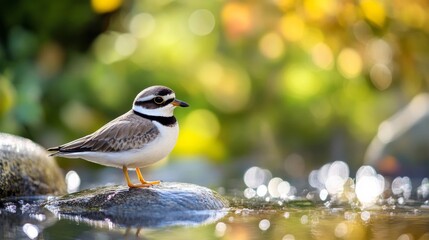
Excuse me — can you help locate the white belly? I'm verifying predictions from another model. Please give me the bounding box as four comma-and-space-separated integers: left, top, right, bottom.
61, 123, 179, 168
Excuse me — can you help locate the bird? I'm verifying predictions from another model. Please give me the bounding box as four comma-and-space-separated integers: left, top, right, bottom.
48, 85, 189, 188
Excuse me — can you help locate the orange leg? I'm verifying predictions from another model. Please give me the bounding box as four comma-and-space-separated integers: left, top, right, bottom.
136, 168, 160, 185
122, 166, 151, 188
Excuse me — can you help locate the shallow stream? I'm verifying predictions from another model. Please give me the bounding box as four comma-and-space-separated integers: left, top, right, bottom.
1, 161, 429, 239
1, 195, 429, 239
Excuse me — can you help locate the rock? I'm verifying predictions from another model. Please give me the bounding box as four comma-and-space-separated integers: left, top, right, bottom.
45, 182, 229, 228
0, 133, 66, 198
364, 94, 429, 178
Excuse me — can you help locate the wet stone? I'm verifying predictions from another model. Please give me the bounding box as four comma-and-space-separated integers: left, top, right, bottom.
0, 133, 66, 198
45, 182, 229, 228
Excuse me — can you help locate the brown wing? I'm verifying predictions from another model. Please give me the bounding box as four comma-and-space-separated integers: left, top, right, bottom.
48, 111, 159, 154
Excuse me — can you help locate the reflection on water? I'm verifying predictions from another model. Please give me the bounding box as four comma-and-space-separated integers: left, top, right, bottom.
141, 207, 426, 240
244, 161, 429, 211
1, 196, 429, 239
23, 206, 429, 239
1, 160, 429, 239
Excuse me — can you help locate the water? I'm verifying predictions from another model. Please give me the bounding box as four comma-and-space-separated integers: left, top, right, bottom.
1, 161, 429, 239
1, 197, 429, 239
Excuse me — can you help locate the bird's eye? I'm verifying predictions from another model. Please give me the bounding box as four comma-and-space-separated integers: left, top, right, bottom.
154, 97, 164, 104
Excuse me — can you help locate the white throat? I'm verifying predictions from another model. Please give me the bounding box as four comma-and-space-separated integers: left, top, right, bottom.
132, 105, 175, 117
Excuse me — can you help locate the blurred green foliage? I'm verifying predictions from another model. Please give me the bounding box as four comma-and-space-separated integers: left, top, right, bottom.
1, 0, 429, 174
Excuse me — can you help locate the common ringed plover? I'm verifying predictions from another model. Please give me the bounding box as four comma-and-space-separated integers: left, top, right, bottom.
48, 85, 189, 188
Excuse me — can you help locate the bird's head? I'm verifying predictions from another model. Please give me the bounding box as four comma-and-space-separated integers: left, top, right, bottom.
133, 85, 189, 117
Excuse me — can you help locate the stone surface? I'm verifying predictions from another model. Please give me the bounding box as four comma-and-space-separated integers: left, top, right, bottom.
45, 182, 229, 228
0, 133, 66, 198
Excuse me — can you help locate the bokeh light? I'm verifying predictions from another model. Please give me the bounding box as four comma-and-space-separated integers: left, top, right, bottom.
355, 166, 384, 207
417, 178, 429, 199
65, 170, 81, 193
309, 161, 350, 196
280, 13, 306, 42
129, 13, 156, 39
259, 219, 270, 231
360, 211, 371, 222
277, 181, 291, 198
300, 215, 309, 224
188, 9, 216, 36
23, 223, 39, 240
221, 2, 252, 40
242, 165, 299, 201
360, 0, 386, 27
197, 60, 251, 112
259, 32, 285, 60
174, 109, 224, 159
91, 0, 122, 13
114, 34, 137, 57
257, 185, 268, 197
391, 176, 412, 199
244, 187, 256, 199
370, 64, 392, 91
311, 43, 334, 70
93, 32, 126, 64
334, 222, 348, 238
268, 177, 284, 198
337, 48, 362, 79
307, 161, 400, 207
215, 222, 227, 237
244, 166, 272, 189
367, 39, 392, 65
325, 161, 349, 195
282, 65, 321, 100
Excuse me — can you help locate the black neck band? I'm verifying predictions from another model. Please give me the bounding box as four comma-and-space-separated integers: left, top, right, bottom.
133, 110, 177, 126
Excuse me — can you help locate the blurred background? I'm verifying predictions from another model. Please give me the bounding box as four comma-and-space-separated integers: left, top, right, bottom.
1, 0, 429, 189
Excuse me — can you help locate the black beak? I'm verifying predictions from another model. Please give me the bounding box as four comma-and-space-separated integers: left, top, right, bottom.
172, 99, 189, 107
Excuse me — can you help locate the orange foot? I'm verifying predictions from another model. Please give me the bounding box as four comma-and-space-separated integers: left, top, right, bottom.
136, 168, 161, 185
122, 166, 153, 188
